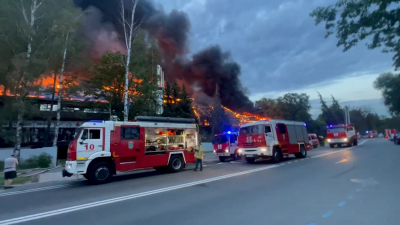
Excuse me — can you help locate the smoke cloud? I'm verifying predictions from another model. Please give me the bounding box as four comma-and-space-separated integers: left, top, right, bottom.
74, 0, 254, 112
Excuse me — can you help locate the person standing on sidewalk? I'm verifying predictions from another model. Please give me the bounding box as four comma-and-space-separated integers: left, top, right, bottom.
194, 142, 205, 171
4, 153, 18, 189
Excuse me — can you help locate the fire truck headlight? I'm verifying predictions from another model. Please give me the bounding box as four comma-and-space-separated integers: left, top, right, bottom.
260, 148, 267, 152
343, 138, 348, 142
225, 147, 229, 153
213, 150, 216, 153
238, 148, 243, 154
66, 163, 71, 169
327, 139, 331, 143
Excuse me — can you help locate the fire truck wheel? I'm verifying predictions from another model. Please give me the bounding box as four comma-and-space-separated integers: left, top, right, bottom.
168, 155, 184, 172
353, 139, 358, 146
271, 148, 283, 163
313, 145, 318, 148
83, 174, 89, 180
295, 146, 307, 158
329, 144, 335, 148
219, 156, 227, 162
88, 162, 113, 184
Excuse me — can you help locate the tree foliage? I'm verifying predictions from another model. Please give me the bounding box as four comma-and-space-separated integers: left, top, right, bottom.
310, 0, 400, 69
374, 72, 400, 116
256, 93, 312, 123
161, 82, 195, 118
211, 86, 231, 135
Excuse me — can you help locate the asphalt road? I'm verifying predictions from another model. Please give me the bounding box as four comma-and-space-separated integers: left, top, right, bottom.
0, 138, 399, 225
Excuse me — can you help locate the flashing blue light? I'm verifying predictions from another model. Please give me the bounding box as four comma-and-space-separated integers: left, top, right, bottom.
330, 125, 333, 127
227, 131, 232, 134
89, 120, 103, 123
304, 123, 307, 127
366, 131, 369, 134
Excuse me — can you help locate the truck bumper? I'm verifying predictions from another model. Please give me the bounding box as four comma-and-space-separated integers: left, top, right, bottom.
327, 138, 349, 145
241, 146, 273, 158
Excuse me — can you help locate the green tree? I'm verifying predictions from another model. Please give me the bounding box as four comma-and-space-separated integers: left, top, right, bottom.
177, 84, 195, 118
255, 98, 283, 119
162, 82, 173, 117
374, 72, 400, 116
276, 93, 312, 122
310, 0, 400, 69
0, 0, 63, 156
211, 85, 231, 135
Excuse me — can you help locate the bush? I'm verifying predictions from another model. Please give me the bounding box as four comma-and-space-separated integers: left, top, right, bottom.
0, 161, 4, 170
18, 153, 53, 170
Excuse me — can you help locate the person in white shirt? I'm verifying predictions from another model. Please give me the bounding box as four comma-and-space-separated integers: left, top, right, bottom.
4, 154, 18, 189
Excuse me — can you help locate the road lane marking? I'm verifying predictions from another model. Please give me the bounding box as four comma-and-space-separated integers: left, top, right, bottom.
338, 201, 346, 207
322, 211, 333, 218
0, 184, 76, 197
0, 165, 281, 224
347, 194, 353, 200
294, 160, 298, 163
356, 188, 362, 192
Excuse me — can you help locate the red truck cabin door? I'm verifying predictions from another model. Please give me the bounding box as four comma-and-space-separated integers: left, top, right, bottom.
116, 125, 145, 171
275, 123, 289, 153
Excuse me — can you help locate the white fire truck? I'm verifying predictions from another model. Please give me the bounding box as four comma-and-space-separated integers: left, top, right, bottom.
238, 120, 311, 163
62, 117, 199, 184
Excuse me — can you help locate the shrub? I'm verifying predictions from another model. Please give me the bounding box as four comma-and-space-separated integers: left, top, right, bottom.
18, 153, 53, 169
0, 161, 4, 170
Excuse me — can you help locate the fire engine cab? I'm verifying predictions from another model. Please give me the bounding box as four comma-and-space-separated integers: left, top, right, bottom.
238, 120, 311, 164
212, 131, 240, 162
62, 117, 199, 184
326, 124, 357, 148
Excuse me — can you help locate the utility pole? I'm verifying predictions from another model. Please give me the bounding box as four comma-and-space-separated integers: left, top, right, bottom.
156, 65, 165, 115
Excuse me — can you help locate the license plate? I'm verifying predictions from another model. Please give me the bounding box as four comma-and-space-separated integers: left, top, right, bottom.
216, 153, 227, 156
246, 154, 253, 158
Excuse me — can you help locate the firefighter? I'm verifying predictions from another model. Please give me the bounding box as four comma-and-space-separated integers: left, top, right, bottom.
194, 141, 205, 171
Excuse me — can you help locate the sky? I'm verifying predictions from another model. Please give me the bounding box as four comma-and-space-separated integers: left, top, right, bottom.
155, 0, 393, 118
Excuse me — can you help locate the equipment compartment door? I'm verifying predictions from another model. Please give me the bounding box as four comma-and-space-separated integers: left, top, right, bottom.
118, 125, 144, 170
275, 123, 289, 152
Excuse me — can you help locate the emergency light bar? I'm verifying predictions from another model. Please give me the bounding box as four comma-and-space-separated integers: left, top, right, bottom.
134, 116, 196, 124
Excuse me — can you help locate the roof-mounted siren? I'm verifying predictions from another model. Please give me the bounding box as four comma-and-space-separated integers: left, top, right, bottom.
134, 116, 196, 124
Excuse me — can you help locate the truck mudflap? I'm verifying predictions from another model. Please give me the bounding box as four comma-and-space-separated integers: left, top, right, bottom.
62, 169, 73, 177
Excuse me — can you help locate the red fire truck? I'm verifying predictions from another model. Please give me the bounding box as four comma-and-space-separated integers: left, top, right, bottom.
326, 124, 357, 148
238, 120, 311, 164
62, 117, 199, 184
212, 131, 241, 162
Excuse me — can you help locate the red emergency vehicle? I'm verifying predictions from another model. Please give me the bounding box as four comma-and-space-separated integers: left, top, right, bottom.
62, 117, 199, 184
308, 133, 319, 148
238, 120, 311, 164
212, 131, 240, 162
326, 124, 357, 148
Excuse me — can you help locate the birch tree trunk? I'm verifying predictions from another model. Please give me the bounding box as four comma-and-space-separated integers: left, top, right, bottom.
53, 34, 69, 147
121, 0, 139, 122
14, 0, 42, 157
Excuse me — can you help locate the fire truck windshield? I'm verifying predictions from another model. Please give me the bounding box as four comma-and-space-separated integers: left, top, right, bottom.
73, 128, 83, 140
212, 135, 228, 144
327, 127, 345, 132
239, 125, 263, 135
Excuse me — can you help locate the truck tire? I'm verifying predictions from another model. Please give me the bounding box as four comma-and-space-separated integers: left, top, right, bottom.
329, 144, 335, 148
347, 141, 353, 147
219, 156, 227, 162
168, 155, 184, 172
271, 148, 283, 163
295, 145, 307, 158
88, 162, 113, 184
353, 139, 358, 146
83, 174, 89, 180
246, 158, 255, 163
313, 145, 318, 148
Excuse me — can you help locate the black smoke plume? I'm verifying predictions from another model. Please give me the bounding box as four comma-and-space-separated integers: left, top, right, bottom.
74, 0, 254, 112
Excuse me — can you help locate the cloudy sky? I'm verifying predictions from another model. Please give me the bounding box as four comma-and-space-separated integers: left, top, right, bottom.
155, 0, 393, 118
